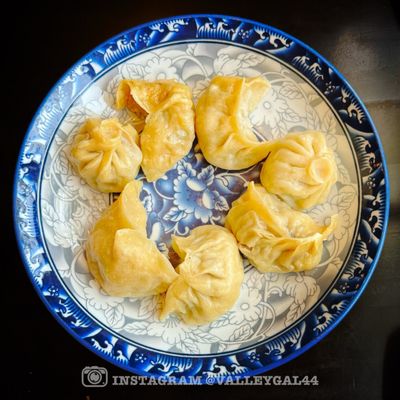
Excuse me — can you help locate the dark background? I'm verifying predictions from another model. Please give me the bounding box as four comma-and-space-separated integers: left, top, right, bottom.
6, 0, 400, 399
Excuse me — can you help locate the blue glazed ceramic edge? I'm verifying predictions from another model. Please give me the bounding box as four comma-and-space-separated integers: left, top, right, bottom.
13, 14, 390, 382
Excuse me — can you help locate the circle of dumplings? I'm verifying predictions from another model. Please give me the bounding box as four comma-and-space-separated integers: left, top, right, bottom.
14, 15, 389, 381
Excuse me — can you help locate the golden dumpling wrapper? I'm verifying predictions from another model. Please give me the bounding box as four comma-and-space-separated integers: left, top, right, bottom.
195, 75, 272, 170
260, 131, 337, 209
86, 181, 178, 297
116, 79, 195, 181
69, 118, 142, 193
225, 182, 337, 273
160, 225, 244, 325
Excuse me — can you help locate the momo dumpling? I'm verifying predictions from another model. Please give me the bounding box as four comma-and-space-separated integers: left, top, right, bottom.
225, 182, 337, 273
260, 131, 337, 209
69, 118, 142, 193
116, 79, 195, 181
86, 181, 178, 297
195, 75, 272, 169
160, 225, 244, 325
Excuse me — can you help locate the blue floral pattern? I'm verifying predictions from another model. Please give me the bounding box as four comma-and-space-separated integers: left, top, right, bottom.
173, 162, 228, 224
14, 15, 389, 382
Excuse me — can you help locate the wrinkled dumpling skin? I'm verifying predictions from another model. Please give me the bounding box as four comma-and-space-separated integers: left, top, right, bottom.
160, 225, 244, 325
260, 131, 337, 209
225, 182, 337, 273
86, 181, 178, 297
69, 118, 142, 193
195, 75, 272, 169
116, 79, 195, 181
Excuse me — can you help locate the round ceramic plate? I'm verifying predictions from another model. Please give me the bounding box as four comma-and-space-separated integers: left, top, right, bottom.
14, 15, 389, 381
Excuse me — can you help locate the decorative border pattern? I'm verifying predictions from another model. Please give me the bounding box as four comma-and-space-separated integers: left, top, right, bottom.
13, 15, 389, 381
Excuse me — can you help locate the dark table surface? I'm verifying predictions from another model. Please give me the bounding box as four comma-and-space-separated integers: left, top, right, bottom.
6, 1, 399, 399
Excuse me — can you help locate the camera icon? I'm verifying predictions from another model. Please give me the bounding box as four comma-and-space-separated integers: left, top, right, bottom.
81, 366, 108, 387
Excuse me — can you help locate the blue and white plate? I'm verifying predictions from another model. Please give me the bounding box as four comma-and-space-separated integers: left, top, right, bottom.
14, 15, 389, 381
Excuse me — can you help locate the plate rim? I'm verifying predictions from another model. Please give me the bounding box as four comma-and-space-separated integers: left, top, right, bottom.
13, 13, 390, 381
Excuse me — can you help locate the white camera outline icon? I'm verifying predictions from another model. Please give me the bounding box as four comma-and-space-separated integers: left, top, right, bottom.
81, 366, 108, 387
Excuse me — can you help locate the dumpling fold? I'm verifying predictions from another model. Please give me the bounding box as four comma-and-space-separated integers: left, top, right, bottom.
69, 118, 142, 193
86, 181, 178, 297
225, 182, 337, 273
195, 75, 272, 170
116, 79, 195, 181
160, 225, 244, 325
260, 131, 337, 209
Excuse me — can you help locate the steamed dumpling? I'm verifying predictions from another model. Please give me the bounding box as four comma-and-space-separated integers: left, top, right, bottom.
116, 79, 195, 181
160, 225, 244, 325
260, 131, 337, 209
86, 181, 178, 297
225, 182, 337, 273
195, 75, 272, 169
69, 118, 142, 193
